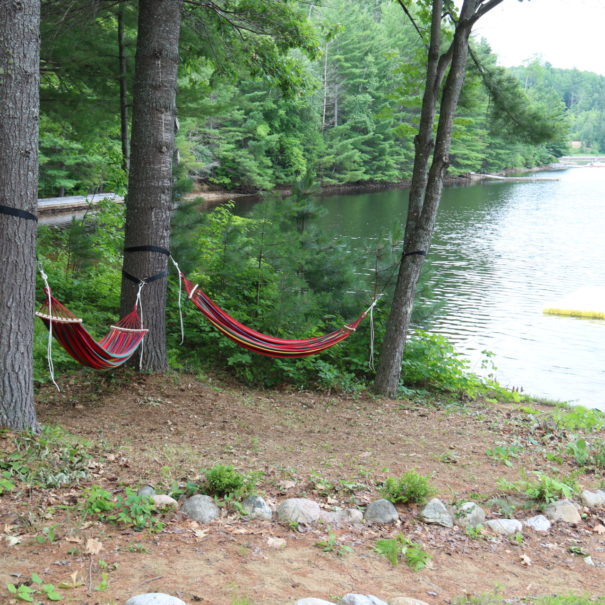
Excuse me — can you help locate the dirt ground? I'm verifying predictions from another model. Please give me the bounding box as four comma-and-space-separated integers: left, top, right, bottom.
1, 372, 604, 604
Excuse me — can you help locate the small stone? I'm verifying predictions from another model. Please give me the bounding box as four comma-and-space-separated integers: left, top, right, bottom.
388, 598, 431, 605
455, 502, 486, 528
524, 514, 551, 532
181, 495, 220, 523
125, 593, 187, 605
150, 494, 178, 509
294, 599, 337, 605
277, 498, 321, 524
584, 556, 595, 566
364, 499, 399, 524
544, 499, 582, 524
242, 495, 273, 520
419, 498, 454, 528
580, 490, 605, 508
339, 595, 389, 605
485, 519, 523, 536
137, 485, 156, 497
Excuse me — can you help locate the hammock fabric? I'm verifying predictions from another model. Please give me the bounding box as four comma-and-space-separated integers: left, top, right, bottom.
36, 289, 148, 370
181, 276, 366, 358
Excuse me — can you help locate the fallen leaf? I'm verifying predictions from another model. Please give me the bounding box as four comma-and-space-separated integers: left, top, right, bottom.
266, 536, 286, 549
85, 537, 103, 556
593, 524, 605, 534
5, 535, 21, 547
520, 554, 532, 566
192, 529, 208, 540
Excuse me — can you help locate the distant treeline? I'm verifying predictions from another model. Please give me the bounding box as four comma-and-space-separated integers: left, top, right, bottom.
41, 0, 599, 198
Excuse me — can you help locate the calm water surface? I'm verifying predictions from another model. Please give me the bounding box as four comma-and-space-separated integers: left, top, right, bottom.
312, 167, 605, 409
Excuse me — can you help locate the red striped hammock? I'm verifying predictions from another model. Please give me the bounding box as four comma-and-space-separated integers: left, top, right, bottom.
36, 289, 147, 370
181, 275, 367, 358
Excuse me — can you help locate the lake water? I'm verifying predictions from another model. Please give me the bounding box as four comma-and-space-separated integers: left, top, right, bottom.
310, 168, 605, 409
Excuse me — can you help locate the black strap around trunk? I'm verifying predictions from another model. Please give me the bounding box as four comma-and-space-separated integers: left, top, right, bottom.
0, 204, 38, 222
403, 250, 427, 257
124, 245, 170, 256
122, 269, 168, 285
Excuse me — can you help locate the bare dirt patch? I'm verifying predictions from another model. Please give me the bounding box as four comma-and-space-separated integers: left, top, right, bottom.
1, 372, 604, 604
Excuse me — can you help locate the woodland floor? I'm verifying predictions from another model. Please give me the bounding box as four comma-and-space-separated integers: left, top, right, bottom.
1, 371, 604, 605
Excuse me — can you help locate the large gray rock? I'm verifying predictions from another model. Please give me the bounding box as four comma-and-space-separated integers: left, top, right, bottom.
181, 495, 220, 523
419, 498, 454, 528
580, 490, 605, 508
485, 519, 523, 536
364, 499, 399, 524
294, 599, 336, 605
544, 499, 582, 524
277, 498, 321, 524
125, 594, 186, 605
319, 508, 364, 526
150, 494, 178, 509
524, 514, 551, 532
388, 599, 431, 605
137, 485, 156, 497
242, 495, 273, 520
455, 502, 486, 528
339, 595, 389, 605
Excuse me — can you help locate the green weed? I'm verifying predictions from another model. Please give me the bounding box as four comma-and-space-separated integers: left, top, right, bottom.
497, 471, 579, 504
374, 534, 431, 570
379, 470, 434, 505
315, 531, 354, 557
485, 445, 519, 467
7, 572, 63, 602
201, 465, 261, 499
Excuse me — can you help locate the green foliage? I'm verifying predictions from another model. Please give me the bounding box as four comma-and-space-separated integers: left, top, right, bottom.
485, 445, 519, 467
0, 426, 90, 488
7, 573, 63, 602
552, 405, 605, 432
566, 437, 605, 469
374, 534, 431, 570
315, 531, 354, 557
201, 465, 261, 499
379, 470, 434, 505
0, 473, 15, 495
497, 471, 580, 504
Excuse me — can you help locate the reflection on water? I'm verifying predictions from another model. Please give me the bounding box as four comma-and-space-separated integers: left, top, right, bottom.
313, 168, 605, 410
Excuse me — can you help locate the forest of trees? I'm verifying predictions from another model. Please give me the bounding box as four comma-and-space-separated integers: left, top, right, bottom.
3, 0, 605, 430
37, 0, 597, 199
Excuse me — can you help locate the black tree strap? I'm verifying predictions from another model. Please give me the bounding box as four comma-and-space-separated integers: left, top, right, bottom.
0, 204, 38, 222
122, 269, 168, 285
124, 245, 170, 256
403, 250, 427, 257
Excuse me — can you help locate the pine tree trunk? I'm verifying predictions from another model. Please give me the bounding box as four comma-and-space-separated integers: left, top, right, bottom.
374, 0, 485, 397
0, 0, 40, 431
117, 3, 130, 173
120, 0, 183, 372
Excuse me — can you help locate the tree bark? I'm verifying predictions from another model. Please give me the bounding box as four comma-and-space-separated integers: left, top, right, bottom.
117, 2, 130, 173
0, 0, 40, 430
120, 0, 183, 372
374, 0, 503, 397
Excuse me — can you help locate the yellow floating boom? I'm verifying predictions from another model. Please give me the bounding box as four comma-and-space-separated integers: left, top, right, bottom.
544, 286, 605, 320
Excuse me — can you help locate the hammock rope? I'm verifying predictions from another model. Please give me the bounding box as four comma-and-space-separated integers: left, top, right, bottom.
180, 274, 379, 358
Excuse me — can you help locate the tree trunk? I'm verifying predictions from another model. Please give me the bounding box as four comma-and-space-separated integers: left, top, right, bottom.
120, 0, 183, 372
374, 0, 502, 397
0, 0, 40, 431
117, 2, 130, 173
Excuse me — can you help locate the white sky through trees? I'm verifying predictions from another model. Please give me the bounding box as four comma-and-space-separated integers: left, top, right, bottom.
468, 0, 605, 75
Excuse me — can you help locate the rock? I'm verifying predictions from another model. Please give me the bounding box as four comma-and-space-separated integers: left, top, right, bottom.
364, 499, 399, 524
125, 594, 186, 605
455, 502, 486, 528
277, 498, 321, 524
485, 519, 523, 536
339, 595, 389, 605
524, 514, 551, 532
181, 495, 220, 523
584, 556, 595, 566
137, 485, 156, 497
150, 494, 178, 509
294, 599, 337, 605
419, 498, 454, 528
388, 598, 431, 605
242, 495, 273, 520
580, 490, 605, 508
544, 499, 582, 524
320, 508, 364, 526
